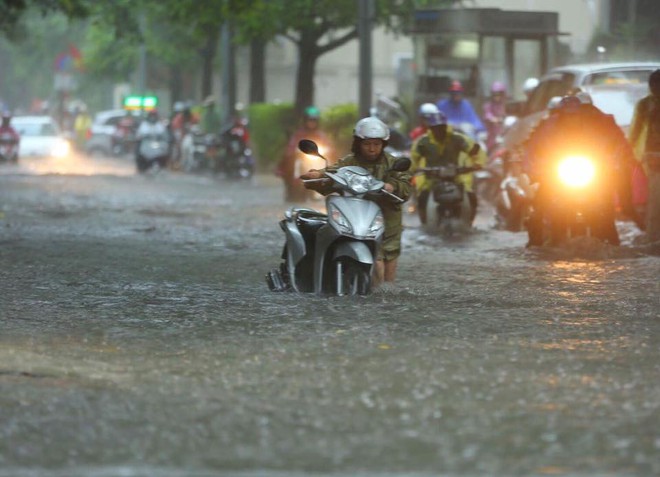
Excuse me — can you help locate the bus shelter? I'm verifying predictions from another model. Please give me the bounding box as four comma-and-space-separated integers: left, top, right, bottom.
407, 8, 566, 106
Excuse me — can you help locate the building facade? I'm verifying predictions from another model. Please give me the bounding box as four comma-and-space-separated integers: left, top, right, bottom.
231, 1, 607, 110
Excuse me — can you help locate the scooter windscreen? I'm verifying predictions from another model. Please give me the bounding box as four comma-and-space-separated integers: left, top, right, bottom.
328, 166, 385, 195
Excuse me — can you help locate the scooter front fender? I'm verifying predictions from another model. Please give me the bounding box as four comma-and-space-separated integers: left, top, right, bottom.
332, 241, 374, 265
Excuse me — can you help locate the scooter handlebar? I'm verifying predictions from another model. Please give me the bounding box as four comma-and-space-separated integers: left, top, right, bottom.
415, 165, 481, 175
377, 188, 406, 203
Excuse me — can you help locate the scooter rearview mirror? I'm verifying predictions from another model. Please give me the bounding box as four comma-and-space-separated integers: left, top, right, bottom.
298, 139, 328, 167
298, 139, 319, 156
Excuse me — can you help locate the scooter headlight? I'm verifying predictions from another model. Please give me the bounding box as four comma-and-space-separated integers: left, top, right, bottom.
367, 212, 384, 237
347, 174, 371, 194
557, 155, 596, 188
329, 203, 353, 234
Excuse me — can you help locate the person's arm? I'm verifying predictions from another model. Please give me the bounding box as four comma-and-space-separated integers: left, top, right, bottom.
409, 137, 424, 173
385, 169, 412, 201
482, 102, 498, 124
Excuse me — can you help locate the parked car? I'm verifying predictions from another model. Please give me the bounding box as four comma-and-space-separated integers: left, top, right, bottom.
12, 115, 71, 159
85, 109, 140, 157
502, 62, 660, 153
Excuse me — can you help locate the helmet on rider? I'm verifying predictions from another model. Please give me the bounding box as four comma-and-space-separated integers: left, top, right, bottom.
425, 110, 447, 127
353, 117, 390, 141
546, 96, 562, 111
146, 109, 159, 123
448, 80, 464, 93
523, 77, 539, 96
352, 117, 390, 157
419, 102, 439, 116
558, 95, 582, 112
491, 81, 507, 95
173, 101, 184, 113
303, 106, 321, 120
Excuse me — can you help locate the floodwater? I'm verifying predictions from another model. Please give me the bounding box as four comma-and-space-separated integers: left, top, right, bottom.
0, 154, 658, 477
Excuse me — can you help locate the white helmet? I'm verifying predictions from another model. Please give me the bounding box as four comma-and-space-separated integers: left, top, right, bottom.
523, 77, 539, 94
419, 102, 439, 116
354, 117, 390, 141
546, 96, 562, 110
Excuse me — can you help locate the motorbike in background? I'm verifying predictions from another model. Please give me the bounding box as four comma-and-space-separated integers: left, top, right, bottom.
531, 152, 618, 245
181, 125, 220, 174
494, 168, 536, 232
216, 123, 254, 180
136, 132, 170, 173
111, 125, 138, 157
415, 164, 480, 236
0, 132, 18, 163
267, 139, 410, 296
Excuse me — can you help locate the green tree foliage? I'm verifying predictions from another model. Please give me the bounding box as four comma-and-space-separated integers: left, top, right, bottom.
227, 0, 455, 118
0, 9, 87, 109
0, 0, 88, 37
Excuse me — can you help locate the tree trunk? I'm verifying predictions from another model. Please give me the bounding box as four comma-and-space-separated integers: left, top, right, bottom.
249, 38, 266, 103
200, 28, 219, 100
294, 32, 319, 118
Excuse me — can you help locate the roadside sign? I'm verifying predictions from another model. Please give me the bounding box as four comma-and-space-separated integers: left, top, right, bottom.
123, 95, 158, 111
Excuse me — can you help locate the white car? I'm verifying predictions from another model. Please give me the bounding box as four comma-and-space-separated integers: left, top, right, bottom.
12, 115, 71, 159
503, 62, 660, 152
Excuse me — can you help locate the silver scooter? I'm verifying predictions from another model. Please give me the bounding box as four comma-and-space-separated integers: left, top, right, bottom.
267, 139, 410, 296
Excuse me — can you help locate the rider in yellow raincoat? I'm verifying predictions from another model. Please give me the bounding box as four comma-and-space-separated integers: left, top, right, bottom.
628, 69, 660, 240
410, 106, 486, 225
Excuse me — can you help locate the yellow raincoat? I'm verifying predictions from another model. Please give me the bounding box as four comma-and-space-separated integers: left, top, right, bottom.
410, 126, 486, 193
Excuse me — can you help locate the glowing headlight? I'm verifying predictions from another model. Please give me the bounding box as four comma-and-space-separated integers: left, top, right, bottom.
329, 204, 352, 234
347, 174, 371, 194
367, 212, 384, 237
52, 140, 70, 158
557, 155, 595, 188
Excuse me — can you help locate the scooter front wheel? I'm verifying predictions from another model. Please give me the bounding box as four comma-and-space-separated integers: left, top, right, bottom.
337, 259, 371, 296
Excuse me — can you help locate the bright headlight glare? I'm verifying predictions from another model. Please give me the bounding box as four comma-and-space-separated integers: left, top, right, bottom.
329, 204, 352, 233
347, 174, 371, 194
52, 140, 70, 158
558, 155, 595, 188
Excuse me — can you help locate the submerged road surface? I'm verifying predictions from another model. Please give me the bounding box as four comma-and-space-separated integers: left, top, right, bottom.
0, 155, 658, 477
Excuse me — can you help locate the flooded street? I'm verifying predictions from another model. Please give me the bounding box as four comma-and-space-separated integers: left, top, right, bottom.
0, 154, 658, 477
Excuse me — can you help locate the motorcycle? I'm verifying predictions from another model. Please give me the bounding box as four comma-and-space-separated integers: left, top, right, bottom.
181, 125, 219, 174
111, 126, 137, 157
0, 132, 18, 163
531, 153, 617, 245
495, 170, 536, 232
266, 139, 410, 296
136, 132, 170, 173
216, 124, 254, 179
415, 163, 480, 235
